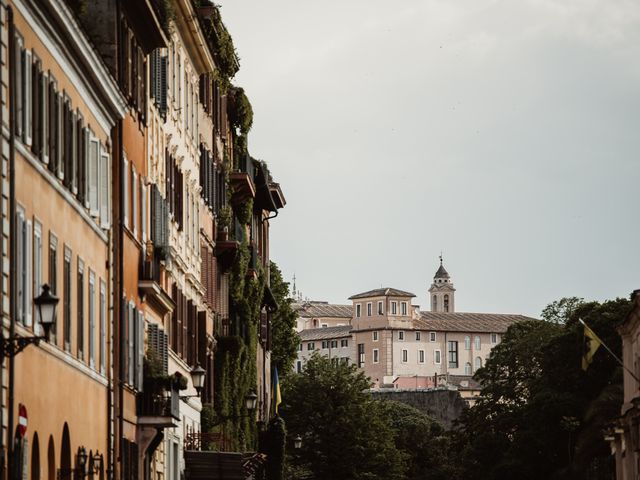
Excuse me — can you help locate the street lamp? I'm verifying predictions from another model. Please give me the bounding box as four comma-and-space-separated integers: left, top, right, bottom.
1, 284, 58, 358
293, 435, 302, 449
180, 365, 207, 401
190, 364, 206, 395
245, 392, 258, 412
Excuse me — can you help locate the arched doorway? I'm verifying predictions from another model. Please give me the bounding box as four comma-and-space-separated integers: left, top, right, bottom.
31, 432, 40, 480
60, 424, 71, 480
47, 436, 55, 480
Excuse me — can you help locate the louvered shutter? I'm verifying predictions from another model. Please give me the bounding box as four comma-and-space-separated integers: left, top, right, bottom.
160, 330, 168, 374
136, 310, 145, 391
25, 220, 33, 326
100, 150, 110, 229
40, 71, 48, 164
70, 111, 77, 195
16, 212, 24, 323
56, 92, 64, 180
128, 303, 135, 385
160, 56, 167, 117
89, 136, 100, 217
82, 127, 90, 208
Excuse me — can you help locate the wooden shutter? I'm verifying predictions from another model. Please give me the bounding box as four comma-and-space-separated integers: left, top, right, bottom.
100, 150, 110, 229
136, 310, 145, 391
70, 111, 78, 195
56, 92, 64, 180
48, 78, 56, 173
24, 49, 32, 146
40, 71, 48, 164
89, 135, 100, 217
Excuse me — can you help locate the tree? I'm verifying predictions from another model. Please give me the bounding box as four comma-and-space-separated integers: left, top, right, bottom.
541, 296, 585, 324
377, 400, 456, 480
269, 261, 299, 374
281, 354, 407, 480
455, 297, 632, 480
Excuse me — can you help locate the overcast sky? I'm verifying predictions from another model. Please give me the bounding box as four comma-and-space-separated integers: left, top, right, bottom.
218, 0, 640, 318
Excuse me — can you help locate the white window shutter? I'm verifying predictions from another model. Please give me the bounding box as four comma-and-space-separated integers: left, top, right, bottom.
100, 150, 110, 229
41, 72, 49, 165
137, 310, 145, 391
57, 92, 64, 180
25, 219, 33, 327
83, 128, 90, 208
16, 211, 24, 324
89, 136, 99, 217
71, 111, 78, 195
132, 170, 138, 236
141, 182, 147, 243
123, 156, 129, 227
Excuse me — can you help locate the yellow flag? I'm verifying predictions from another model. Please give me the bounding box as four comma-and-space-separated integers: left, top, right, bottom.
582, 322, 602, 371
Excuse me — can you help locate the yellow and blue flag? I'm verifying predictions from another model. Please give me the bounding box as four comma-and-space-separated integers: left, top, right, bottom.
273, 366, 282, 414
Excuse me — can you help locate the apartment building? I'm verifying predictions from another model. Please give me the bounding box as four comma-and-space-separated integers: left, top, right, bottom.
293, 301, 351, 331
0, 1, 125, 480
1, 1, 287, 480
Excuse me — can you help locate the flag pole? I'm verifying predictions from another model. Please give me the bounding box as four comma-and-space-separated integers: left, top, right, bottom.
579, 318, 640, 383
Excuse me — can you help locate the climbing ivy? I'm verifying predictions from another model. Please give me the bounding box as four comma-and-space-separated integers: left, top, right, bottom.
202, 6, 239, 84
211, 197, 267, 452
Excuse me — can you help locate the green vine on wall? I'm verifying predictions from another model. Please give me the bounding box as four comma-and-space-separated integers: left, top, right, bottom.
211, 197, 267, 451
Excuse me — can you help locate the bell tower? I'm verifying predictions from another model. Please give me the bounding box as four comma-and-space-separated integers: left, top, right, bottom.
428, 255, 455, 313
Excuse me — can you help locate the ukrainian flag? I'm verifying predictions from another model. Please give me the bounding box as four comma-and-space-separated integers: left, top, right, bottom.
273, 366, 282, 414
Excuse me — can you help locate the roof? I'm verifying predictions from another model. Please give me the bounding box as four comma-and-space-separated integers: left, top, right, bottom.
348, 288, 416, 300
434, 264, 449, 278
299, 325, 352, 341
415, 311, 536, 333
294, 302, 352, 318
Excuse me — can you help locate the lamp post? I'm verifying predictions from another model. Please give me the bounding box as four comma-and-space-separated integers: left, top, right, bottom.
1, 284, 58, 358
179, 364, 207, 400
293, 435, 302, 450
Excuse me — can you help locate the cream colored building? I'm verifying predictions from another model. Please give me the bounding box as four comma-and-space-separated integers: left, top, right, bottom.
295, 261, 535, 390
608, 289, 640, 479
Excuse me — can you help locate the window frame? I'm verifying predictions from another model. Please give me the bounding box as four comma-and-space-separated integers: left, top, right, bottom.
373, 348, 379, 364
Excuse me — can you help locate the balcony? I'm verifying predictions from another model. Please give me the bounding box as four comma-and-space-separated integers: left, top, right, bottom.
137, 385, 180, 428
139, 251, 175, 317
229, 154, 256, 205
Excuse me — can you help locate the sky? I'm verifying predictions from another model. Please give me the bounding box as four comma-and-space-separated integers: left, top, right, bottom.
217, 0, 640, 318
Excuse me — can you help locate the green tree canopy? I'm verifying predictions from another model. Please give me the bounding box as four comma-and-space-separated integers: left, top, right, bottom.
281, 354, 407, 480
269, 261, 299, 374
455, 297, 632, 480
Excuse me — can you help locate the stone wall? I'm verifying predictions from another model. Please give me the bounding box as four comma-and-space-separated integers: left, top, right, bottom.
369, 389, 467, 429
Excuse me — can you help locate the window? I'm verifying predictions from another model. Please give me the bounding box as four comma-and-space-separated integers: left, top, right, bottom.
432, 295, 437, 311
416, 331, 421, 341
372, 331, 378, 341
464, 335, 471, 350
358, 343, 365, 367
321, 340, 327, 349
373, 349, 379, 363
99, 149, 110, 229
330, 340, 338, 348
491, 333, 498, 344
391, 301, 397, 315
88, 271, 95, 368
402, 349, 408, 363
14, 33, 23, 140
132, 168, 138, 235
88, 135, 100, 217
33, 221, 42, 333
377, 301, 383, 315
448, 341, 458, 368
128, 302, 135, 385
356, 304, 361, 318
140, 181, 146, 242
77, 259, 84, 360
341, 339, 348, 348
398, 331, 404, 341
298, 343, 302, 351
475, 356, 482, 371
434, 350, 441, 364
100, 280, 106, 374
123, 155, 129, 227
444, 294, 449, 312
48, 233, 57, 342
367, 302, 372, 316
296, 361, 301, 373
16, 208, 32, 326
307, 342, 315, 351
63, 247, 72, 352
474, 335, 481, 350
401, 301, 407, 315
23, 48, 33, 146
419, 350, 425, 363
464, 362, 472, 375
429, 332, 436, 342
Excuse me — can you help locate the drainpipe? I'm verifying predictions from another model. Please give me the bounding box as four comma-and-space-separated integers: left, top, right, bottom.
7, 8, 16, 480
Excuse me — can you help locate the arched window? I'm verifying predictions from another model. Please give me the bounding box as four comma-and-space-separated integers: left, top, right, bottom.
474, 336, 481, 350
432, 295, 437, 311
464, 336, 471, 350
32, 433, 40, 480
475, 357, 482, 371
444, 294, 449, 312
47, 436, 55, 480
464, 362, 472, 375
